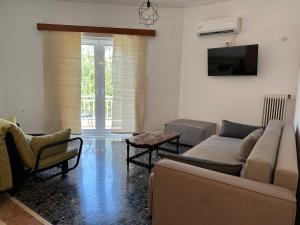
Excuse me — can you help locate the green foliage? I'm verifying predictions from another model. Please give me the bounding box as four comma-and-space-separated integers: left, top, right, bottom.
81, 46, 95, 97
81, 45, 113, 97
81, 44, 114, 122
104, 46, 113, 97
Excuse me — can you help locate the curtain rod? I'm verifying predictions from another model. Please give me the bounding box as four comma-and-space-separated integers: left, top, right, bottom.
37, 23, 156, 37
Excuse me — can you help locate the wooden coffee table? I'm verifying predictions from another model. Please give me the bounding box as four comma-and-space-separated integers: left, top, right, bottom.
125, 130, 181, 172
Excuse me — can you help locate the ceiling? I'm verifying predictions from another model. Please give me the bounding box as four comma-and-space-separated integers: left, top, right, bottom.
57, 0, 229, 8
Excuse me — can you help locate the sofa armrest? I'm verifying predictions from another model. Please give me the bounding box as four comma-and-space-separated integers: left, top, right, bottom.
152, 159, 296, 225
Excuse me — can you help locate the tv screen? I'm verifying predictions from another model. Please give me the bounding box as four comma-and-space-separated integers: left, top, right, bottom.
208, 44, 258, 76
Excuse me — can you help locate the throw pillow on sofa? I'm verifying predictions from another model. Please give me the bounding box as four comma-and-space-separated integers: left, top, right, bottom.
235, 128, 264, 162
219, 120, 262, 139
159, 152, 243, 176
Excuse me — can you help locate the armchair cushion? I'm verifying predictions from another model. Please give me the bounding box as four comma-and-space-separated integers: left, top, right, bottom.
39, 147, 78, 169
2, 116, 36, 168
0, 119, 14, 191
5, 116, 17, 124
8, 124, 36, 168
30, 129, 71, 159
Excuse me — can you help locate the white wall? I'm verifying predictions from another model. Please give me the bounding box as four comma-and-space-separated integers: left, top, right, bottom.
294, 69, 300, 131
180, 0, 300, 129
0, 50, 3, 116
0, 76, 4, 117
2, 0, 300, 133
0, 10, 4, 117
0, 0, 183, 133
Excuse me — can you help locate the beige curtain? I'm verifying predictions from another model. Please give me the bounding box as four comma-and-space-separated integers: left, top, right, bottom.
111, 34, 147, 133
43, 31, 81, 134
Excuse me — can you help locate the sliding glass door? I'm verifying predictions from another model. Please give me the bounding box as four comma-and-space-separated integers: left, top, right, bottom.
81, 37, 113, 134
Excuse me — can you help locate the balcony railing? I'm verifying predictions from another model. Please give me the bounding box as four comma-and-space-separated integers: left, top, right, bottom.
81, 95, 113, 129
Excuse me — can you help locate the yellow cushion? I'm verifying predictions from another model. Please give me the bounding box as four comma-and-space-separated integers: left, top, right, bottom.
5, 116, 17, 124
30, 129, 71, 160
8, 125, 36, 168
25, 134, 33, 144
39, 148, 78, 169
0, 119, 13, 191
0, 118, 36, 169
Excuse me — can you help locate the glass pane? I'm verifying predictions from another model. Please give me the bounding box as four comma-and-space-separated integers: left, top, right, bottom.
81, 45, 96, 129
105, 45, 113, 130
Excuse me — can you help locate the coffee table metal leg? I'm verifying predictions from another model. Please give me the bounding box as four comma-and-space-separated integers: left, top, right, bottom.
127, 143, 130, 171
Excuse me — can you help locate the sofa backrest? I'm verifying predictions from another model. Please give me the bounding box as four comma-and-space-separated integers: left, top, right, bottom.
245, 120, 282, 184
273, 123, 298, 191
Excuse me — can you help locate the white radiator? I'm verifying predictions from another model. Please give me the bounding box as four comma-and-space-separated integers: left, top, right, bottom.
262, 95, 288, 127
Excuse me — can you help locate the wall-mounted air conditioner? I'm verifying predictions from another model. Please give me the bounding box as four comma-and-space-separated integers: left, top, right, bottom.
196, 17, 241, 37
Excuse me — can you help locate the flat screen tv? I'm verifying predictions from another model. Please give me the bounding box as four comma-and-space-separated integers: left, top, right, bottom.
208, 44, 258, 76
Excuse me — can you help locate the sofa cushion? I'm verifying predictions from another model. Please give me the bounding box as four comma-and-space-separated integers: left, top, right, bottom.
159, 152, 243, 176
183, 135, 242, 165
274, 123, 298, 191
245, 120, 283, 183
219, 120, 261, 139
236, 128, 264, 162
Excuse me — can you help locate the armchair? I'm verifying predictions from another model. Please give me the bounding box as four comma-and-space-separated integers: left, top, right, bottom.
33, 137, 83, 182
2, 120, 83, 191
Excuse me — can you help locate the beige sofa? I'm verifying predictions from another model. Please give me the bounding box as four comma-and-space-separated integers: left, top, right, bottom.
149, 120, 298, 225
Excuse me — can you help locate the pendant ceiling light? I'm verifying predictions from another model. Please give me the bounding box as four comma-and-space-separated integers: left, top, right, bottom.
138, 0, 159, 27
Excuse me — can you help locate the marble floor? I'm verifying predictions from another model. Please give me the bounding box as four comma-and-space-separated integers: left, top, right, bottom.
15, 136, 189, 225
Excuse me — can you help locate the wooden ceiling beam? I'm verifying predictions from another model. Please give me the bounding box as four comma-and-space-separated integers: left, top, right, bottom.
37, 23, 156, 37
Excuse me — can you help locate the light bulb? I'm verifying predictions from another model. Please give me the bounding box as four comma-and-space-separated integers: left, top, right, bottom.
142, 8, 154, 20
